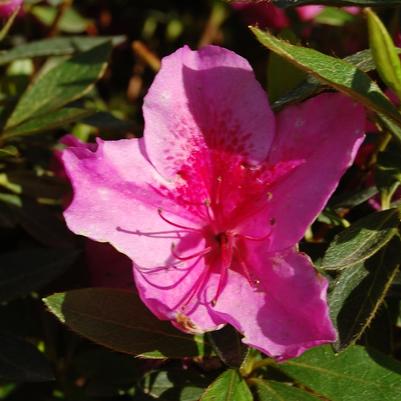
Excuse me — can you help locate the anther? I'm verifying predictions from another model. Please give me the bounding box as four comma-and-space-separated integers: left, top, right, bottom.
215, 176, 222, 205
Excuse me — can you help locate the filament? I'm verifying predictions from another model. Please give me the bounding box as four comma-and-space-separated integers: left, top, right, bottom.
158, 208, 202, 232
171, 245, 212, 261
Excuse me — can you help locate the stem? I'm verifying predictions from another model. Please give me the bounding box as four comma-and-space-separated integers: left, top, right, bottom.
250, 358, 276, 371
198, 1, 228, 47
132, 41, 161, 72
48, 0, 73, 37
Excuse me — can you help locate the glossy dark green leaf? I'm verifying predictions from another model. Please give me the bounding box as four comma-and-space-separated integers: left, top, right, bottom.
0, 36, 125, 66
141, 369, 209, 401
44, 288, 208, 359
12, 198, 76, 248
329, 186, 379, 209
251, 28, 401, 129
361, 298, 399, 354
2, 107, 94, 139
314, 7, 356, 26
6, 42, 111, 128
0, 334, 54, 382
31, 6, 88, 33
267, 30, 306, 102
0, 248, 79, 302
329, 236, 401, 350
207, 325, 248, 368
200, 369, 252, 401
253, 379, 320, 401
278, 345, 401, 401
366, 8, 401, 101
321, 209, 399, 270
272, 48, 401, 110
376, 150, 401, 191
272, 0, 401, 7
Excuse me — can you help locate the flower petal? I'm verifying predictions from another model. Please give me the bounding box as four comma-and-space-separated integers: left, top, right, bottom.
143, 45, 275, 178
212, 247, 336, 360
62, 138, 202, 268
134, 255, 225, 333
266, 93, 365, 251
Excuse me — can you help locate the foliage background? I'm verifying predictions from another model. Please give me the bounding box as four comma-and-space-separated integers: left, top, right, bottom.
1, 0, 401, 400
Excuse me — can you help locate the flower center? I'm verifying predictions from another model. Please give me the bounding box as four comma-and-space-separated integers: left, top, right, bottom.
156, 208, 266, 309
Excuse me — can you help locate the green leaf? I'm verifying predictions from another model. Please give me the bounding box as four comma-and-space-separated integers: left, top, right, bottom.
2, 107, 94, 139
272, 48, 401, 110
376, 150, 401, 190
0, 248, 79, 303
314, 7, 356, 26
273, 0, 401, 7
207, 325, 248, 368
267, 30, 306, 102
329, 236, 401, 350
345, 48, 401, 73
0, 36, 125, 66
200, 369, 252, 401
31, 6, 89, 33
6, 42, 112, 128
0, 334, 54, 382
0, 146, 19, 159
44, 288, 208, 359
329, 186, 379, 209
251, 27, 401, 129
253, 379, 320, 401
141, 369, 209, 401
278, 345, 401, 401
365, 8, 401, 101
321, 209, 399, 270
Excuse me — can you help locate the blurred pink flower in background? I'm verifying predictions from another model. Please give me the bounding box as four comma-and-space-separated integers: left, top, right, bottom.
231, 1, 289, 30
0, 0, 23, 17
297, 5, 360, 21
61, 45, 365, 360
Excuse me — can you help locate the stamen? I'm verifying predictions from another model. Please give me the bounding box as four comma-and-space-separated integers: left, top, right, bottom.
215, 176, 223, 205
176, 266, 210, 311
237, 231, 271, 242
203, 199, 215, 223
212, 234, 234, 305
236, 249, 259, 289
158, 208, 202, 232
171, 244, 212, 261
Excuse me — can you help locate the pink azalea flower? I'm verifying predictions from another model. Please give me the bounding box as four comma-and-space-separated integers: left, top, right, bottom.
231, 1, 289, 30
61, 45, 365, 360
53, 135, 134, 290
0, 0, 23, 18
